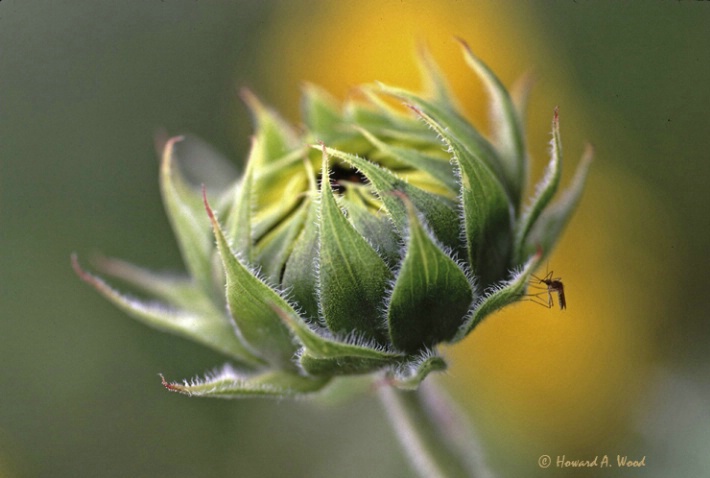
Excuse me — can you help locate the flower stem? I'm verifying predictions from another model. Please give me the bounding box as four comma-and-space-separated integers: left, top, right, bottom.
377, 378, 494, 478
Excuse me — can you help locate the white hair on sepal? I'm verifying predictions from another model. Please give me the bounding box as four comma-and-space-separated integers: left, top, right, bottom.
459, 259, 481, 303
292, 346, 308, 371
376, 202, 414, 337
306, 182, 333, 330
373, 283, 394, 338
448, 145, 465, 187
332, 152, 424, 264
515, 121, 561, 238
475, 265, 522, 304
222, 297, 264, 359
339, 329, 399, 354
351, 214, 402, 272
316, 156, 399, 334
455, 256, 537, 339
312, 202, 330, 330
293, 310, 398, 355
176, 363, 244, 391
217, 244, 316, 354
389, 347, 448, 383
167, 363, 297, 399
398, 347, 440, 372
208, 202, 261, 283
232, 251, 296, 303
307, 247, 396, 355
373, 198, 408, 265
407, 102, 446, 142
294, 313, 337, 343
412, 202, 478, 300
379, 273, 399, 339
379, 200, 478, 340
311, 266, 329, 330
279, 284, 319, 331
277, 296, 320, 350
438, 133, 475, 268
346, 198, 404, 270
278, 282, 296, 298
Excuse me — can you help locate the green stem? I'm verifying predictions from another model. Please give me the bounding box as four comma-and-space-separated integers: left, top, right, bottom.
377, 378, 494, 478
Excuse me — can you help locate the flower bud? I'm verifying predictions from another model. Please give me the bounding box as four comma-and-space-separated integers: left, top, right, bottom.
74, 42, 591, 397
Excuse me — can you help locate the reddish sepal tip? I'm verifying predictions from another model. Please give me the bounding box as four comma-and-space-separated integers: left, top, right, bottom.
453, 36, 471, 51
405, 103, 423, 116
71, 253, 94, 284
202, 185, 216, 222
159, 373, 181, 393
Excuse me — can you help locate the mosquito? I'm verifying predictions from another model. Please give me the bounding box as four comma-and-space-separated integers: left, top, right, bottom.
527, 270, 566, 310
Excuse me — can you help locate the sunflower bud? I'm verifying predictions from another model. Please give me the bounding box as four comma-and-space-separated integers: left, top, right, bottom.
74, 41, 591, 398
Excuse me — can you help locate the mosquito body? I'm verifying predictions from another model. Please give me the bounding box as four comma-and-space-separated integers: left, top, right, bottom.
528, 270, 566, 310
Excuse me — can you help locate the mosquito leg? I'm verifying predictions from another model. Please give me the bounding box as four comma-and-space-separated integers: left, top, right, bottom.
522, 296, 553, 308
527, 283, 549, 291
523, 291, 554, 308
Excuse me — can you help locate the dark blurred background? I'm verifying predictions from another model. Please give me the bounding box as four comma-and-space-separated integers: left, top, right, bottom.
1, 1, 708, 477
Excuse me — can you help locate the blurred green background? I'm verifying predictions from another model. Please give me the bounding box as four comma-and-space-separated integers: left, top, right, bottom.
1, 1, 708, 477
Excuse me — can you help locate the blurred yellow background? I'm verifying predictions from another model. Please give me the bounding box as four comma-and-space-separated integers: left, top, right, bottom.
1, 1, 706, 477
256, 1, 676, 472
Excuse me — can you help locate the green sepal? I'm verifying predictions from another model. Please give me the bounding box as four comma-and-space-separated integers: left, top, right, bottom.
250, 148, 309, 242
160, 365, 330, 399
252, 174, 308, 243
225, 139, 257, 260
349, 87, 423, 132
458, 39, 527, 206
318, 150, 394, 343
241, 92, 308, 243
376, 82, 506, 188
271, 302, 403, 360
204, 195, 299, 370
342, 187, 401, 268
357, 126, 459, 193
365, 125, 440, 150
270, 302, 404, 377
299, 353, 397, 376
386, 200, 474, 354
514, 109, 563, 261
93, 255, 209, 312
413, 107, 513, 287
165, 135, 238, 195
71, 255, 265, 366
253, 199, 308, 284
241, 88, 298, 165
302, 83, 344, 144
320, 146, 462, 253
522, 145, 593, 263
415, 44, 459, 111
452, 252, 541, 341
511, 73, 534, 133
281, 196, 321, 322
387, 352, 448, 390
160, 137, 216, 297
